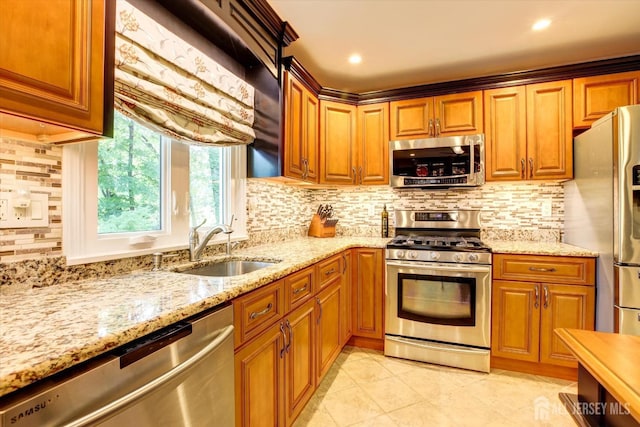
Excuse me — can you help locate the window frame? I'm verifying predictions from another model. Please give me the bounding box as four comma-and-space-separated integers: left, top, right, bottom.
62, 137, 247, 265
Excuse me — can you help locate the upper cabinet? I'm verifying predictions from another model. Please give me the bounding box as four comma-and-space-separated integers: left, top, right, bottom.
319, 101, 389, 185
283, 71, 319, 182
573, 71, 640, 128
389, 91, 483, 140
0, 0, 108, 139
484, 80, 573, 181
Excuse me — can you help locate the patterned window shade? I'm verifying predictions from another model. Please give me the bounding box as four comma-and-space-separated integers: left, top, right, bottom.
114, 1, 255, 145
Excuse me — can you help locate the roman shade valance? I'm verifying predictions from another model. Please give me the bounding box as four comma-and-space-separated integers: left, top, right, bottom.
114, 0, 255, 145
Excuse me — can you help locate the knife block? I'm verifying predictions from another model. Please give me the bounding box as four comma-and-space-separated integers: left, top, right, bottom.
308, 214, 336, 238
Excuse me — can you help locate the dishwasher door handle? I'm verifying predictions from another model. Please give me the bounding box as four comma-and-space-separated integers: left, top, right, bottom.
64, 324, 234, 427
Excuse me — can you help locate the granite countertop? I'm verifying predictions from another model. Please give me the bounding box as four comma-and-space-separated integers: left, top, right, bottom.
0, 237, 388, 398
485, 240, 599, 257
0, 237, 596, 398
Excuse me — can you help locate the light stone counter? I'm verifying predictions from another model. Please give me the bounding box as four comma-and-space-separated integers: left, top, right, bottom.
0, 237, 389, 398
486, 241, 599, 257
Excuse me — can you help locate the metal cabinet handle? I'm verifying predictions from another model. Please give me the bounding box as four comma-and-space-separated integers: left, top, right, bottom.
534, 285, 539, 309
316, 297, 322, 325
528, 266, 556, 273
286, 319, 293, 353
543, 285, 549, 309
279, 322, 287, 358
342, 253, 347, 274
435, 118, 441, 136
529, 158, 534, 179
293, 285, 308, 295
428, 119, 434, 137
249, 302, 273, 320
302, 158, 307, 179
359, 166, 363, 184
352, 166, 357, 184
521, 159, 525, 179
325, 268, 336, 276
65, 325, 234, 427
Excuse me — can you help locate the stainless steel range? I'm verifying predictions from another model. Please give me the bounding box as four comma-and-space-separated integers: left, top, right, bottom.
385, 210, 492, 372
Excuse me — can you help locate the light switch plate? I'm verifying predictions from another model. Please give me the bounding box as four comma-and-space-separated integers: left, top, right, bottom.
0, 191, 49, 228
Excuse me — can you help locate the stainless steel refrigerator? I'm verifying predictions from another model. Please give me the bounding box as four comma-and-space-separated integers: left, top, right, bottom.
564, 104, 640, 335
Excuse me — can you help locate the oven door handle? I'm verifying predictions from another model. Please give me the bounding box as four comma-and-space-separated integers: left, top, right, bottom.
386, 260, 491, 274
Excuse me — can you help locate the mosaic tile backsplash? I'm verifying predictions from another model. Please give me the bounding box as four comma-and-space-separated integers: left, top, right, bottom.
1, 136, 565, 289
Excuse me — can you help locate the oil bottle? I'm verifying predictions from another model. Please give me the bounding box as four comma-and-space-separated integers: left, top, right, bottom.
381, 204, 389, 237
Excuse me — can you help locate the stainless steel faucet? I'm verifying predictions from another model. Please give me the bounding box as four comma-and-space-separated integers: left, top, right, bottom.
189, 219, 232, 262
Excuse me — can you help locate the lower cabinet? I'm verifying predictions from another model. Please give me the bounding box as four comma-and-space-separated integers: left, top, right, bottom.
315, 279, 342, 383
234, 249, 360, 426
351, 248, 385, 342
490, 254, 596, 379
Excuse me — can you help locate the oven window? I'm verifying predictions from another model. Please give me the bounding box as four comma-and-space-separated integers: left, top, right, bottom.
397, 273, 476, 327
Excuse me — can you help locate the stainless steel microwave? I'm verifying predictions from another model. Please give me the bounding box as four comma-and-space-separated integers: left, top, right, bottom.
389, 134, 485, 188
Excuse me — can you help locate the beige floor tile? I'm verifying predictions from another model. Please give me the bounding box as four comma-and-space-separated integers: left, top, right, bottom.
293, 348, 579, 427
321, 385, 386, 426
361, 376, 425, 412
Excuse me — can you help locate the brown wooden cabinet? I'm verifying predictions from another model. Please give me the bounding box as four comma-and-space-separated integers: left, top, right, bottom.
283, 71, 319, 182
319, 100, 357, 184
389, 91, 483, 140
573, 71, 640, 128
340, 251, 353, 346
0, 0, 107, 138
319, 101, 389, 185
351, 248, 385, 342
484, 80, 573, 181
315, 280, 342, 383
356, 102, 389, 185
491, 254, 596, 379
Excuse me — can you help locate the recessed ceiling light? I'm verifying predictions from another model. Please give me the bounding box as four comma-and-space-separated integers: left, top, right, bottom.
348, 54, 362, 65
532, 18, 551, 31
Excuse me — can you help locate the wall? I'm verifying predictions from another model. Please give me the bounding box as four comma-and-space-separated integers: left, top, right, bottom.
0, 137, 565, 290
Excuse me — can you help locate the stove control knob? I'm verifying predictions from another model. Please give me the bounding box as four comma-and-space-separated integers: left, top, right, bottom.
396, 250, 406, 259
408, 250, 418, 259
430, 251, 440, 261
453, 253, 464, 262
468, 253, 479, 262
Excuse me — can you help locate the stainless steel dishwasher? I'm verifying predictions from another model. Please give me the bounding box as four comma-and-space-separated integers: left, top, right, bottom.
0, 303, 234, 427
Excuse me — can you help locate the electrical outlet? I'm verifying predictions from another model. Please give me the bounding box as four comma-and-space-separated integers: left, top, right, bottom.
0, 199, 7, 221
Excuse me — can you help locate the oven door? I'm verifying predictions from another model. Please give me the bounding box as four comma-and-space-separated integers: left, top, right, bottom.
386, 260, 491, 348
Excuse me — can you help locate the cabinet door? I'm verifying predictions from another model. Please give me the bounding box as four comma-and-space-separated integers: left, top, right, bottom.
573, 71, 640, 128
315, 280, 342, 383
539, 284, 595, 367
526, 80, 573, 180
434, 91, 483, 136
319, 100, 357, 184
235, 321, 285, 427
483, 86, 527, 181
283, 72, 318, 182
491, 280, 540, 363
0, 0, 105, 133
357, 102, 389, 185
389, 97, 433, 140
351, 248, 384, 339
340, 251, 353, 346
284, 299, 316, 426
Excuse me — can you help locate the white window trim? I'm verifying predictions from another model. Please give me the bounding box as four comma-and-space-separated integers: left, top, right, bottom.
62, 141, 247, 265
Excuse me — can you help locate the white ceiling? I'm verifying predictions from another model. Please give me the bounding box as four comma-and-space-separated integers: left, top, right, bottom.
268, 0, 640, 93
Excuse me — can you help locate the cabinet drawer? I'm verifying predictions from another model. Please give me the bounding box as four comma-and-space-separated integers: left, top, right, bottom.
233, 279, 285, 348
284, 266, 315, 311
493, 254, 595, 285
317, 254, 342, 290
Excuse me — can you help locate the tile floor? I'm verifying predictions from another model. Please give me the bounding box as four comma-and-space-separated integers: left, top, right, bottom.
294, 346, 577, 427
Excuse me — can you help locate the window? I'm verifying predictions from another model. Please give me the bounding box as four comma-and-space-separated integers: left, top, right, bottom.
63, 112, 247, 264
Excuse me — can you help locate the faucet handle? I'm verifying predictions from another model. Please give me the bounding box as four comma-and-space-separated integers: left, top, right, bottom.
192, 218, 206, 232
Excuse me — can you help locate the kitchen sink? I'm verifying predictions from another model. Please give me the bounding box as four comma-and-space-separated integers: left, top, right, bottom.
176, 260, 279, 277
